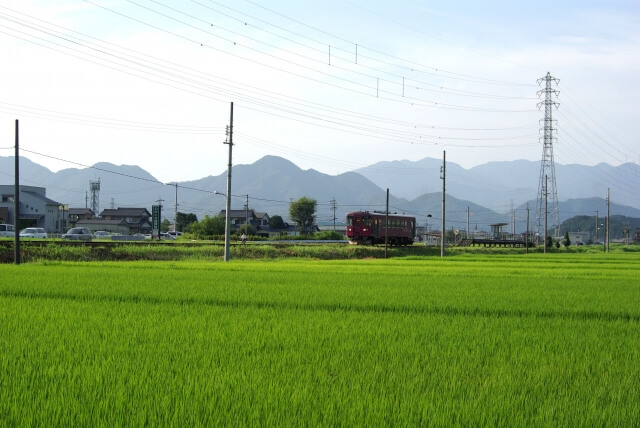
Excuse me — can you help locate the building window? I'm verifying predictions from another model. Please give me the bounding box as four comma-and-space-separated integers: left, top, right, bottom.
2, 194, 14, 202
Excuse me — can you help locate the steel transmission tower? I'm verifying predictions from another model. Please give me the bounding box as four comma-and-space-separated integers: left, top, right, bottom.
90, 179, 100, 218
535, 72, 560, 238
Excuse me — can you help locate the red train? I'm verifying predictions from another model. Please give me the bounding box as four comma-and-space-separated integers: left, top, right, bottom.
346, 211, 415, 245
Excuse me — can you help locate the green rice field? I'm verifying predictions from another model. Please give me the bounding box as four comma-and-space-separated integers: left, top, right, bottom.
1, 253, 639, 426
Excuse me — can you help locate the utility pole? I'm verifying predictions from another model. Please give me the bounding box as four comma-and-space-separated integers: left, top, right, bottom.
605, 187, 611, 253
385, 188, 389, 259
172, 183, 178, 232
467, 207, 470, 240
14, 119, 20, 265
441, 151, 446, 257
526, 203, 530, 254
331, 197, 337, 231
595, 210, 599, 245
245, 194, 249, 234
535, 72, 560, 238
224, 102, 234, 262
544, 175, 548, 254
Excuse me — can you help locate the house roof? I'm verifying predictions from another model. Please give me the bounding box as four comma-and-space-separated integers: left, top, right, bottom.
100, 207, 151, 217
69, 208, 94, 215
76, 219, 128, 226
254, 212, 269, 219
218, 209, 257, 218
22, 190, 59, 205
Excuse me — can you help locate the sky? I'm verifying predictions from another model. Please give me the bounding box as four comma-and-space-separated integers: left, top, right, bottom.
1, 0, 639, 185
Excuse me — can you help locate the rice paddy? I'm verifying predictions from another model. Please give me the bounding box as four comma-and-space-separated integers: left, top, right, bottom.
1, 253, 638, 425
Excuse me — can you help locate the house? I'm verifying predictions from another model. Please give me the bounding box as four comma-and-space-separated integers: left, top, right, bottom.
218, 209, 259, 230
568, 231, 590, 245
254, 212, 270, 228
0, 185, 63, 232
98, 207, 152, 235
68, 208, 94, 226
74, 218, 130, 235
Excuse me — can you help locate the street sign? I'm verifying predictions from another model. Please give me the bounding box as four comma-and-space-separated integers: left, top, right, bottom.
152, 205, 161, 238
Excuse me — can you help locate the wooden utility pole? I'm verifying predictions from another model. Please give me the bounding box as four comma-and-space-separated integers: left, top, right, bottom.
14, 120, 20, 265
224, 102, 234, 262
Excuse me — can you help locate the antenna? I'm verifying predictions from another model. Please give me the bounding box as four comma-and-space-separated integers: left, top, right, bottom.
89, 178, 100, 218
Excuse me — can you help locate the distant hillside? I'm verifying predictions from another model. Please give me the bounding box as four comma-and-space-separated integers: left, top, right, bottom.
1, 155, 638, 234
357, 158, 640, 211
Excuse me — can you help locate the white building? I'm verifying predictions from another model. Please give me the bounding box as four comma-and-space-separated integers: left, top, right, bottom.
0, 185, 65, 233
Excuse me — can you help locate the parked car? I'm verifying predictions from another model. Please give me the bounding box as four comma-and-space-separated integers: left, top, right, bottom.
0, 224, 15, 238
63, 227, 93, 241
20, 227, 48, 238
160, 232, 175, 240
94, 231, 111, 239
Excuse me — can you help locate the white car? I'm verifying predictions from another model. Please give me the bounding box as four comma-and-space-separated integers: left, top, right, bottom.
20, 227, 48, 238
63, 227, 93, 241
94, 231, 111, 239
0, 224, 15, 237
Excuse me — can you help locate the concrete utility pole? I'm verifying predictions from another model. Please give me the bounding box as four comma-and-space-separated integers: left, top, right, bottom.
173, 183, 178, 232
544, 175, 548, 254
331, 197, 337, 231
14, 119, 20, 265
526, 203, 530, 254
245, 194, 249, 233
606, 188, 610, 253
385, 188, 389, 259
441, 151, 446, 257
467, 207, 470, 240
224, 102, 234, 262
595, 210, 599, 245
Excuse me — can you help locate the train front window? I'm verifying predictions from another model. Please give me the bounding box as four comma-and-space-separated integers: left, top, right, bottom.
347, 216, 353, 226
362, 217, 371, 227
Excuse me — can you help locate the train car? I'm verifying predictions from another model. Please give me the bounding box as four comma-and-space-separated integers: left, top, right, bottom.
346, 211, 415, 245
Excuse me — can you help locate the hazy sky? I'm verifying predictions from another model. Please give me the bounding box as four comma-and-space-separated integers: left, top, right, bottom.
1, 0, 638, 184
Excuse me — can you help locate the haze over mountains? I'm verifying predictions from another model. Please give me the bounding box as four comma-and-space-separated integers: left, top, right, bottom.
1, 155, 638, 233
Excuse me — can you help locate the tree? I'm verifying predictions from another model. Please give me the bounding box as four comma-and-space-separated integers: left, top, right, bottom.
160, 218, 171, 233
545, 235, 554, 248
176, 212, 198, 232
269, 215, 285, 229
236, 223, 255, 236
563, 231, 571, 247
289, 197, 317, 234
190, 214, 225, 237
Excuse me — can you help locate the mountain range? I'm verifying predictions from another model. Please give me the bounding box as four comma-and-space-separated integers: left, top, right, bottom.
1, 155, 638, 233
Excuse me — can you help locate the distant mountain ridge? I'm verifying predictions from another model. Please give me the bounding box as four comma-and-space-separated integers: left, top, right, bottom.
355, 158, 639, 211
1, 155, 638, 233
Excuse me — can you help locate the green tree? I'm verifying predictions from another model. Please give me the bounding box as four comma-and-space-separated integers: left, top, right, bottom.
176, 212, 198, 232
236, 223, 255, 236
289, 197, 317, 235
268, 215, 285, 229
545, 235, 554, 248
190, 215, 225, 237
160, 219, 171, 233
563, 231, 571, 247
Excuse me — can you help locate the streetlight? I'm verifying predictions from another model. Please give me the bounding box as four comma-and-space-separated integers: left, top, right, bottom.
214, 190, 231, 261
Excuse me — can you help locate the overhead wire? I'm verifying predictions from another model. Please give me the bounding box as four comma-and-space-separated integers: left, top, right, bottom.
243, 0, 536, 87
